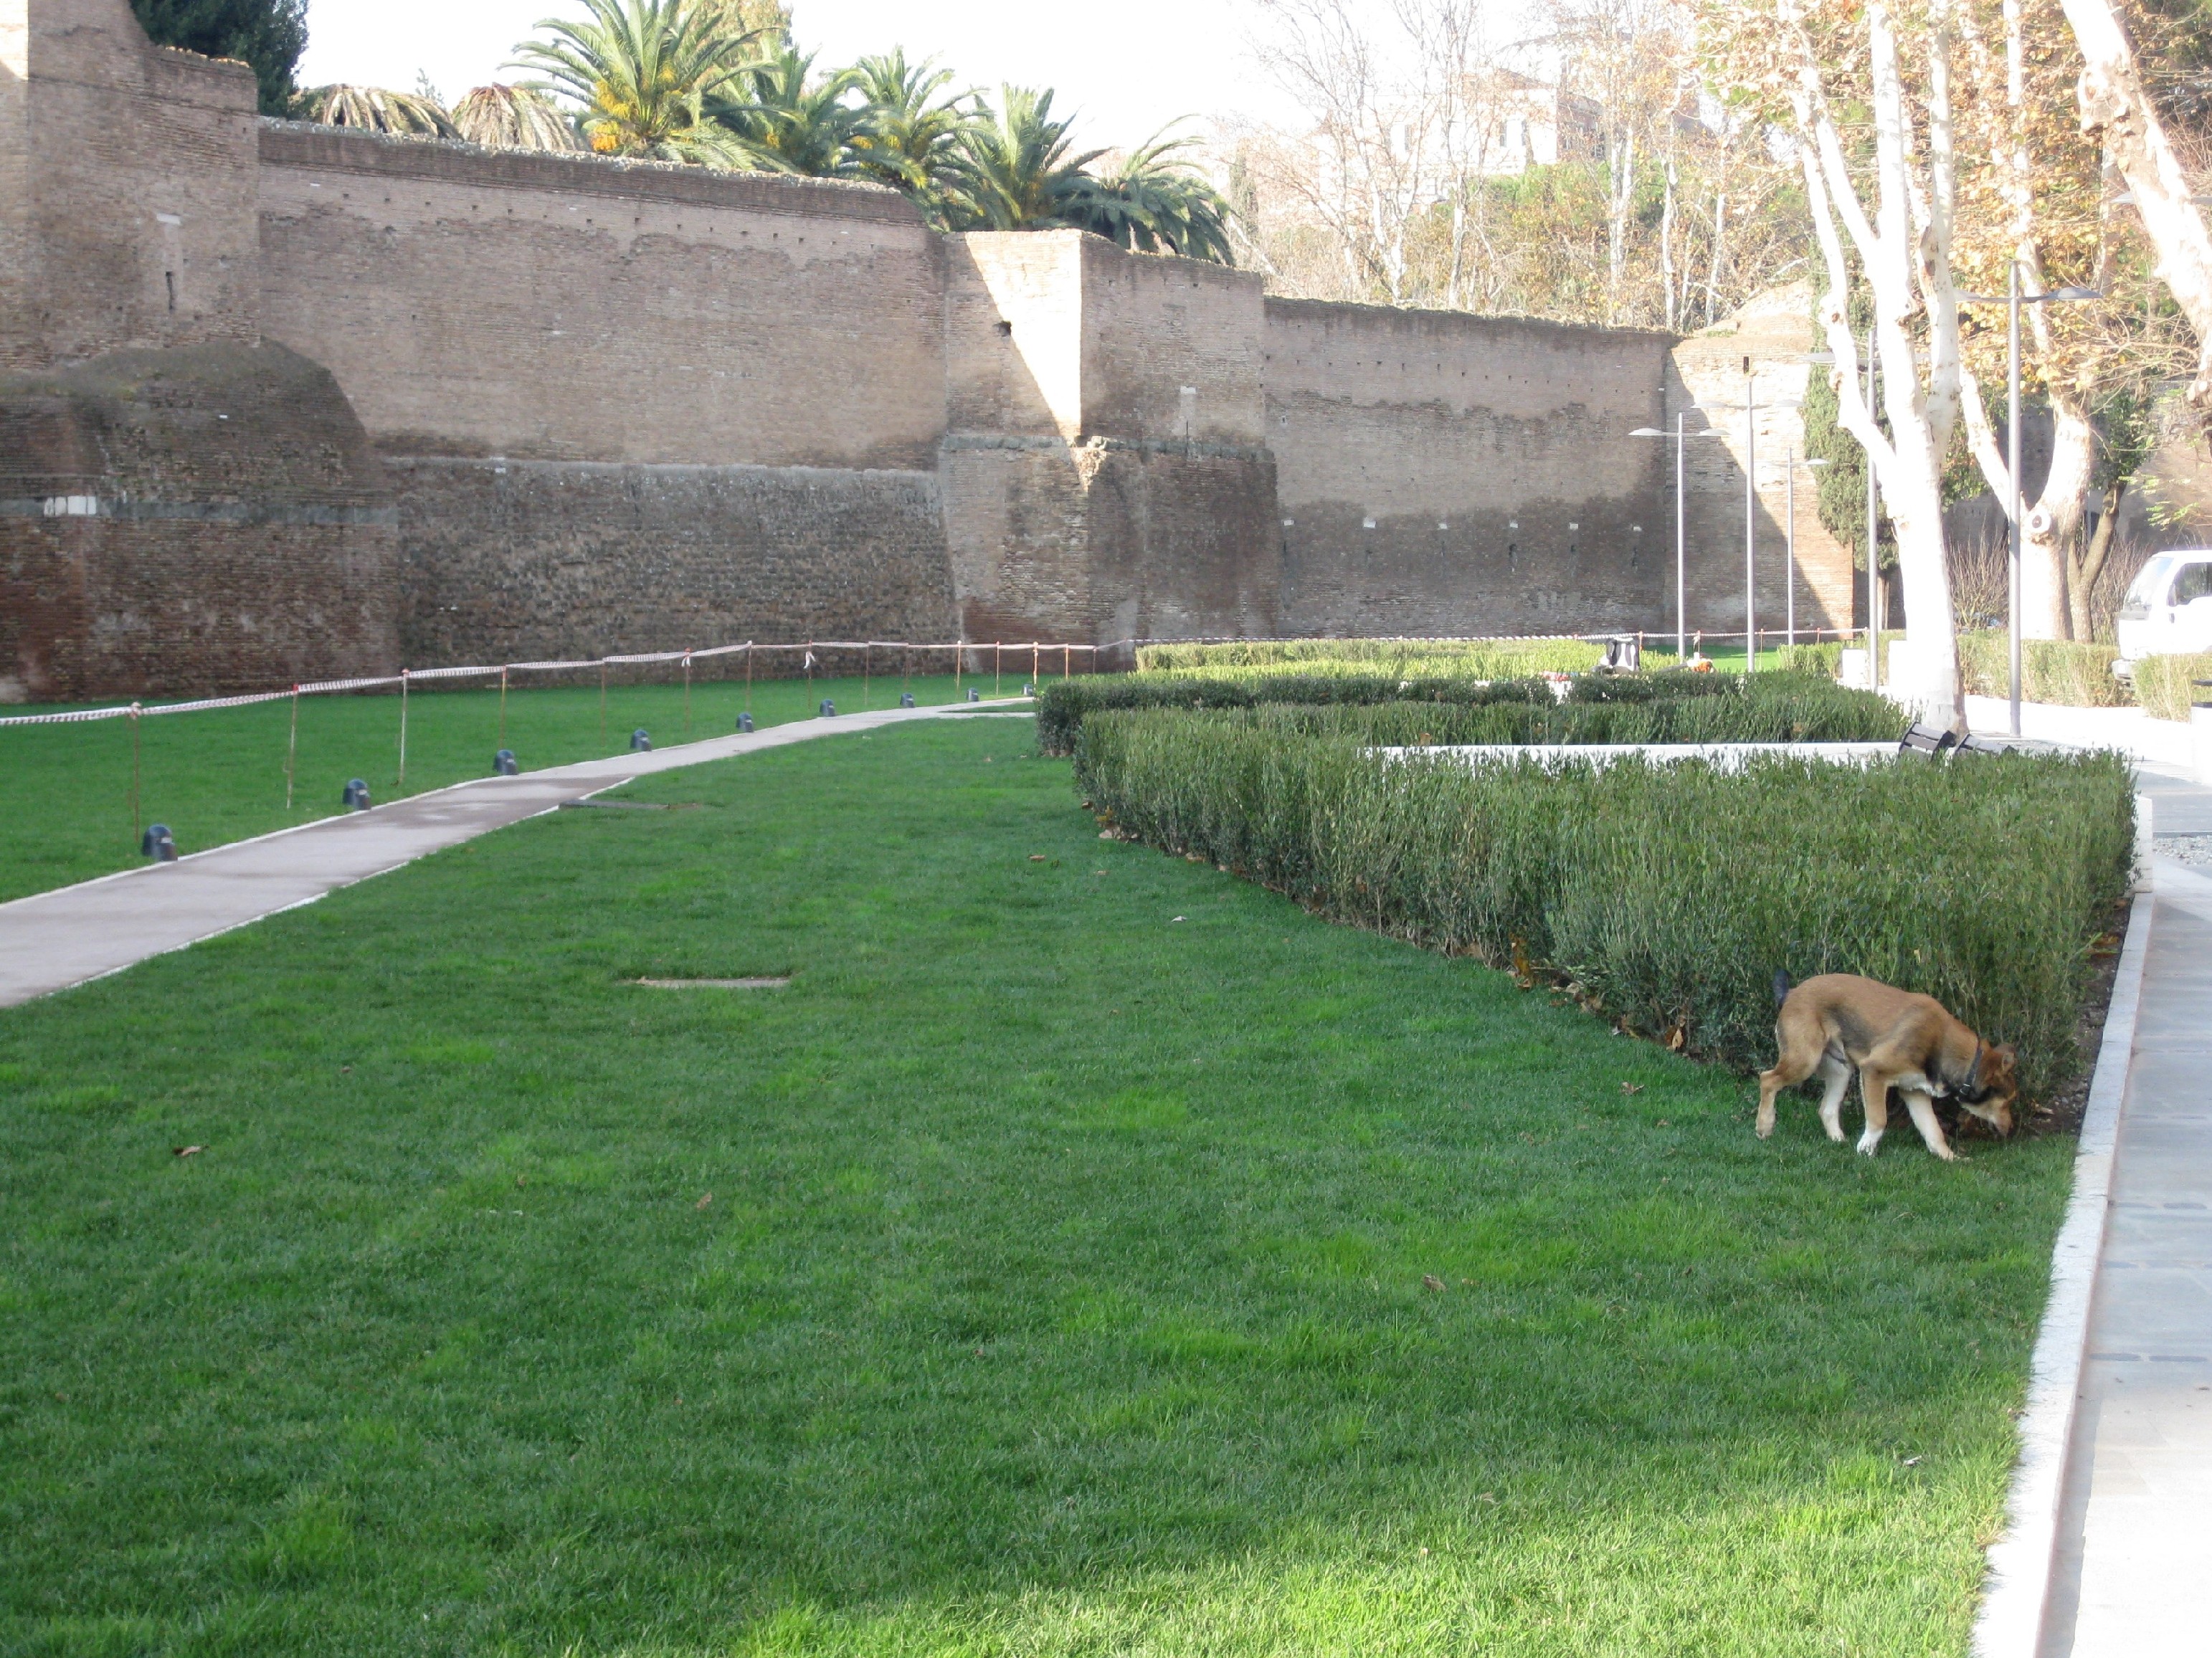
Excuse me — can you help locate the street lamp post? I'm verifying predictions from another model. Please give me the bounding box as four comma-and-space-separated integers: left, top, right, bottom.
1744, 356, 1759, 671
1630, 417, 1724, 660
1777, 449, 1831, 648
1957, 278, 2102, 735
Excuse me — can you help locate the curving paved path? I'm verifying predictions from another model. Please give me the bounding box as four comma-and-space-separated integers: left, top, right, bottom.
0, 700, 1029, 1010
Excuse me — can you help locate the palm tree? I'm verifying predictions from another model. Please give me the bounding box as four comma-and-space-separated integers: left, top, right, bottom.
958, 87, 1108, 232
508, 0, 760, 166
716, 45, 867, 176
848, 50, 982, 227
451, 83, 581, 151
1077, 126, 1236, 264
293, 84, 458, 138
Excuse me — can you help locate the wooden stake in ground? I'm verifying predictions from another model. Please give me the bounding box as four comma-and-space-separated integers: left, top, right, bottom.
863, 642, 870, 710
129, 704, 141, 847
498, 666, 508, 750
599, 662, 608, 752
397, 670, 409, 788
285, 685, 299, 811
683, 652, 692, 738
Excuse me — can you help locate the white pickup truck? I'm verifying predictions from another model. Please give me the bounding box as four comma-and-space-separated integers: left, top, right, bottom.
2115, 550, 2212, 677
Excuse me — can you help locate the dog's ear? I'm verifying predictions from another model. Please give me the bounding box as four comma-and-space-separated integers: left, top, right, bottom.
1994, 1042, 2018, 1071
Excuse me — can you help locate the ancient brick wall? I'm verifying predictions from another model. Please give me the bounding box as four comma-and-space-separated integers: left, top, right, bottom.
0, 340, 399, 700
1267, 300, 1671, 637
393, 459, 952, 668
2, 0, 262, 372
942, 232, 1278, 649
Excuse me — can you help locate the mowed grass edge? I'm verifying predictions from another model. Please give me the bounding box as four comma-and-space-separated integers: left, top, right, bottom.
0, 719, 2070, 1655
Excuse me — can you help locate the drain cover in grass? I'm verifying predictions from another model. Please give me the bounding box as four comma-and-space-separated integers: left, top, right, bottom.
633, 976, 790, 989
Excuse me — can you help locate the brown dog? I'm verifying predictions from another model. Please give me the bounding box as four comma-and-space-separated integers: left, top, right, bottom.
1757, 973, 2017, 1161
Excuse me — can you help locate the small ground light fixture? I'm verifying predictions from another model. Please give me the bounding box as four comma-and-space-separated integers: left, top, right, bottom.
737, 711, 754, 733
630, 729, 651, 752
898, 692, 914, 707
141, 822, 176, 861
493, 748, 518, 776
820, 698, 836, 717
342, 778, 371, 811
967, 687, 980, 702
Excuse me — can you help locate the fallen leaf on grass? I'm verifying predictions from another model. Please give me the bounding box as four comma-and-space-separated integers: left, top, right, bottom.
516, 1173, 527, 1189
1655, 1119, 1670, 1128
696, 1193, 713, 1211
1171, 916, 1186, 923
1902, 1455, 1922, 1467
1620, 1083, 1643, 1095
1422, 1275, 1447, 1292
172, 1145, 203, 1158
1028, 854, 1046, 862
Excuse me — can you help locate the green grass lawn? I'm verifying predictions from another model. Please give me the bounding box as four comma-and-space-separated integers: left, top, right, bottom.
0, 670, 1038, 905
0, 718, 2067, 1655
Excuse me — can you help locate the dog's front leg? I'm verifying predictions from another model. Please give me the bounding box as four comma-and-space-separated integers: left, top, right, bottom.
1902, 1090, 1958, 1161
1856, 1069, 1891, 1156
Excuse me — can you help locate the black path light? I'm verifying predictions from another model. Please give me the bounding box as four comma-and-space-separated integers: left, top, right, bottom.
898, 692, 915, 707
737, 711, 754, 733
967, 687, 979, 702
1956, 275, 2103, 737
630, 729, 652, 752
820, 698, 836, 717
342, 778, 371, 811
493, 748, 519, 776
141, 822, 177, 861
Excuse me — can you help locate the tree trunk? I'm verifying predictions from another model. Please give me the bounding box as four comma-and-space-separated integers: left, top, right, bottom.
2069, 475, 2126, 640
1661, 148, 1679, 331
2058, 0, 2212, 404
2021, 397, 2097, 637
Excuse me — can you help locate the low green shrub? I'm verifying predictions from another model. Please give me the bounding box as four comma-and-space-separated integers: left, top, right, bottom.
1134, 637, 1604, 676
1076, 709, 2133, 1100
1035, 673, 1552, 754
2135, 651, 2212, 722
1957, 631, 2130, 707
1038, 670, 1900, 753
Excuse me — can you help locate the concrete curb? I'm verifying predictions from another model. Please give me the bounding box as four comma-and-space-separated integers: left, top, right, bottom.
1970, 885, 2155, 1657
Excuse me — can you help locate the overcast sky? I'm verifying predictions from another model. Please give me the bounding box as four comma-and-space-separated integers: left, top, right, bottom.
298, 0, 1297, 149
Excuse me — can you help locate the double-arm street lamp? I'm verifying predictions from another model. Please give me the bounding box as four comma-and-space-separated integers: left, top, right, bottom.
1630, 416, 1726, 660
1955, 275, 2102, 736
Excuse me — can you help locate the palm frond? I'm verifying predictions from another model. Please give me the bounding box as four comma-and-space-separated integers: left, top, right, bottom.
451, 83, 582, 151
295, 83, 458, 139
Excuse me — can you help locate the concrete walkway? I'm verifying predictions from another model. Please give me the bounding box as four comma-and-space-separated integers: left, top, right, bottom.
2035, 764, 2212, 1657
0, 699, 1027, 1009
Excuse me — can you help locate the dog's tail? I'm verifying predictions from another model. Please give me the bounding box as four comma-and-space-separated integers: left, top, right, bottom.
1772, 968, 1791, 1008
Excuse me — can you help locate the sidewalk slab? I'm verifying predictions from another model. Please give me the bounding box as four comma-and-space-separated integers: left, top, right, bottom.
0, 700, 1028, 1010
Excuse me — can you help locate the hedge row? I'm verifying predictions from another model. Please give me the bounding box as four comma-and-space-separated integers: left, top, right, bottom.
1957, 632, 2131, 707
1134, 637, 1603, 676
1037, 669, 1902, 754
1075, 709, 2135, 1099
2137, 651, 2212, 722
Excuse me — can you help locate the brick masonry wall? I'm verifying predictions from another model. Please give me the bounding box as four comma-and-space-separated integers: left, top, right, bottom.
0, 340, 399, 700
1266, 299, 1671, 637
4, 0, 262, 371
393, 458, 956, 670
255, 123, 946, 471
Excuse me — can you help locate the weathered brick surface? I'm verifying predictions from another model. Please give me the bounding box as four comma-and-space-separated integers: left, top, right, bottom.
0, 340, 398, 700
1266, 299, 1671, 637
393, 458, 954, 668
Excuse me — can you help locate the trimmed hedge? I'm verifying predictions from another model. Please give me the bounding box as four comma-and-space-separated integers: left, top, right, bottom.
1036, 673, 1551, 754
1957, 631, 2130, 707
2137, 651, 2212, 723
1038, 669, 1901, 754
1076, 709, 2134, 1100
1134, 637, 1604, 675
